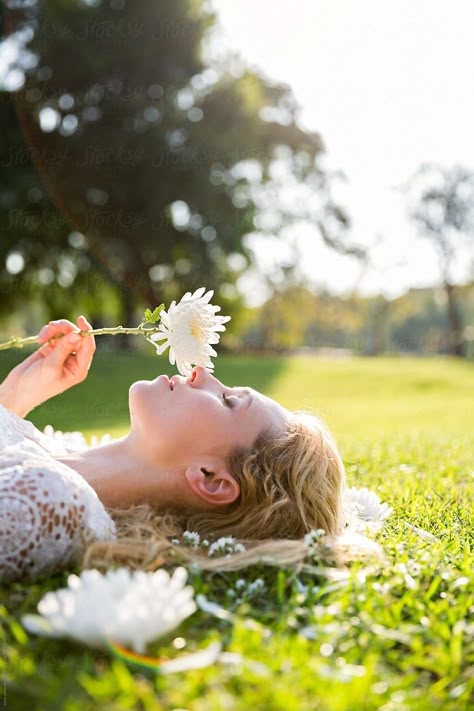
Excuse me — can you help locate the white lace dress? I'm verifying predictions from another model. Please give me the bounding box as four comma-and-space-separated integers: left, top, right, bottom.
0, 404, 117, 584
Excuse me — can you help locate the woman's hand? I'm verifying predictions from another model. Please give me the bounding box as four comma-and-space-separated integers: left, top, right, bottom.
0, 315, 96, 418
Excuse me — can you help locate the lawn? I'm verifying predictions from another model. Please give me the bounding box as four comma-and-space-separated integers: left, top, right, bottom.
1, 351, 473, 710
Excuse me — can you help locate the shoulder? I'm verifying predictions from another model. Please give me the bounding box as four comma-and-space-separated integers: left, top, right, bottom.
0, 403, 70, 456
0, 443, 116, 533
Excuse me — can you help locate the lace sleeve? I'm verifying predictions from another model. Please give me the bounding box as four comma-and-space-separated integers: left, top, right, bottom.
0, 450, 116, 584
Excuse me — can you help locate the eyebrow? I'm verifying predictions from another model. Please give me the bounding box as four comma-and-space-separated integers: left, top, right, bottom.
244, 390, 252, 411
242, 388, 252, 411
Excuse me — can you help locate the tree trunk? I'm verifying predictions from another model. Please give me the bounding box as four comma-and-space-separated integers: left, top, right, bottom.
444, 281, 465, 357
367, 299, 389, 355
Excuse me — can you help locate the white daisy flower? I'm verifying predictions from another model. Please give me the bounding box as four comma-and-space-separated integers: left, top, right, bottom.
21, 566, 196, 654
149, 287, 231, 376
342, 487, 393, 533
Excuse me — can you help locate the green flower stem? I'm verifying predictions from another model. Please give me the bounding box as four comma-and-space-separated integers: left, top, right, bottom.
0, 325, 162, 351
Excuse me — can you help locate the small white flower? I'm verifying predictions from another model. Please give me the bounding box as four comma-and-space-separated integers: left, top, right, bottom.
246, 578, 265, 597
21, 567, 196, 654
304, 528, 326, 547
149, 287, 231, 376
208, 536, 246, 557
342, 487, 393, 533
182, 531, 201, 547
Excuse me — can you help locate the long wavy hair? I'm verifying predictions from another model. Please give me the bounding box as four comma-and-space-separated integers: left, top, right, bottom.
79, 411, 385, 576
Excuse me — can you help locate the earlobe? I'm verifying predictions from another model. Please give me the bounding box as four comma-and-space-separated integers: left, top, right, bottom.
184, 462, 240, 507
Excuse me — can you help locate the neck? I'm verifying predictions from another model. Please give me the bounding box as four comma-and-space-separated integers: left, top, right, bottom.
55, 433, 184, 509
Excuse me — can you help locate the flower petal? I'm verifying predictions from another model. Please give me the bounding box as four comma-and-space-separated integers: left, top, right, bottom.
154, 341, 170, 356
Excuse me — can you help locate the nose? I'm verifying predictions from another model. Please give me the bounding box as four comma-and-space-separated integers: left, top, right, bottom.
188, 366, 219, 388
187, 365, 206, 385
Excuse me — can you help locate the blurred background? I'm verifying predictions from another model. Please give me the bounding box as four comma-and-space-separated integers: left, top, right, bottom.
0, 0, 473, 359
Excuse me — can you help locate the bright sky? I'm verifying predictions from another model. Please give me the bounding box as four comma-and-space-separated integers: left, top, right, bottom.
210, 0, 474, 302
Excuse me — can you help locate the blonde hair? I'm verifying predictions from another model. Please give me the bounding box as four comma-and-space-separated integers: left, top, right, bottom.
79, 411, 385, 576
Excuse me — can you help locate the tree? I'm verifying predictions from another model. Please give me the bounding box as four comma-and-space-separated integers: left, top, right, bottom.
1, 0, 356, 344
406, 163, 474, 357
0, 90, 119, 328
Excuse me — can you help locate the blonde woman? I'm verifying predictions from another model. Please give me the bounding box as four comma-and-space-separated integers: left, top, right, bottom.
0, 317, 381, 584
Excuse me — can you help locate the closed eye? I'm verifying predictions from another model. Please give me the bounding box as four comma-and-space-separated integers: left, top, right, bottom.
222, 392, 234, 408
223, 388, 252, 410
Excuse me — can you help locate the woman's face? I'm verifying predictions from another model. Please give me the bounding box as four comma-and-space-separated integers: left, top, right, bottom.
129, 366, 288, 466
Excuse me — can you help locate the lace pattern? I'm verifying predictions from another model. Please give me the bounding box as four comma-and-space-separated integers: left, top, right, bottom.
0, 404, 116, 584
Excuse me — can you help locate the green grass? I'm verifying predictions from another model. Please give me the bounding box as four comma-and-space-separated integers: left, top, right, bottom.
1, 352, 473, 710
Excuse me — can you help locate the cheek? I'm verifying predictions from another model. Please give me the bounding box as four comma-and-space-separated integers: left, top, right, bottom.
176, 396, 225, 443
176, 397, 212, 430
129, 383, 224, 446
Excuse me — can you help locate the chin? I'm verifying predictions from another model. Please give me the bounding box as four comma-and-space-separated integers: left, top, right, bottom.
129, 377, 159, 398
128, 381, 147, 423
128, 379, 166, 432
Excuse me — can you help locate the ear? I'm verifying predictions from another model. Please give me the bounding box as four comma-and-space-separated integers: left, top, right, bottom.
184, 461, 240, 507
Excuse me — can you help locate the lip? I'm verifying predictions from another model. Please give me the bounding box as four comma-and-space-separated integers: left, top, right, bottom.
170, 375, 182, 390
155, 374, 173, 390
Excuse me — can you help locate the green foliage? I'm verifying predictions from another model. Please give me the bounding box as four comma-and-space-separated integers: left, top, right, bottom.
406, 163, 474, 357
142, 305, 165, 325
241, 282, 474, 357
0, 354, 473, 709
0, 0, 348, 327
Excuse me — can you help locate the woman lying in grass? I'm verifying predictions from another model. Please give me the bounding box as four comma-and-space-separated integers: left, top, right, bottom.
0, 316, 381, 584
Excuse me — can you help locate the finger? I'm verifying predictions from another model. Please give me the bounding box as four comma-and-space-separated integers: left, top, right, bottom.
74, 315, 96, 373
37, 319, 79, 344
77, 315, 94, 338
48, 330, 83, 373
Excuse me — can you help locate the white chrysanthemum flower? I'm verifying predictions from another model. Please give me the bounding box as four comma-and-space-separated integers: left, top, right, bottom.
21, 567, 196, 654
149, 287, 231, 376
342, 487, 393, 533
